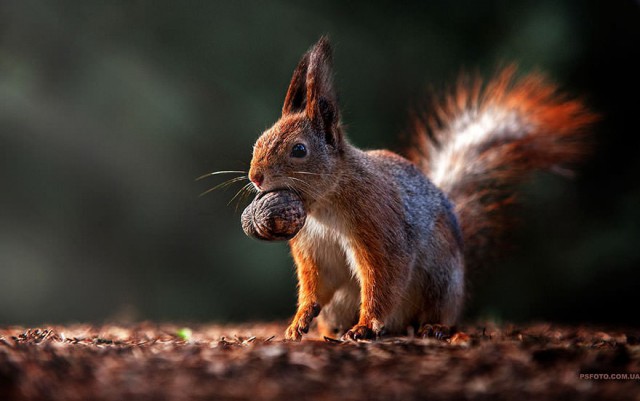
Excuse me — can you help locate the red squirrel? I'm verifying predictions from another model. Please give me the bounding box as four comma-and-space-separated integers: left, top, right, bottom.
247, 37, 594, 341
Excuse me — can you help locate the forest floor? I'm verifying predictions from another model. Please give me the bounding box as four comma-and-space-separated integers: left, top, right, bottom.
1, 321, 639, 400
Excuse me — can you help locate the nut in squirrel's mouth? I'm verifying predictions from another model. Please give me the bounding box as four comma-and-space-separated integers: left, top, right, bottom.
241, 189, 307, 241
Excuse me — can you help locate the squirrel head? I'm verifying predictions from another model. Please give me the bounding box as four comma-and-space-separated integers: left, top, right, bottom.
249, 36, 343, 205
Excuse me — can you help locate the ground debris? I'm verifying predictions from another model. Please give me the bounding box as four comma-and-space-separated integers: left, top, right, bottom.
0, 321, 638, 401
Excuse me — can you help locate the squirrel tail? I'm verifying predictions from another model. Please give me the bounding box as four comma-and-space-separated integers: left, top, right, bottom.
407, 66, 596, 268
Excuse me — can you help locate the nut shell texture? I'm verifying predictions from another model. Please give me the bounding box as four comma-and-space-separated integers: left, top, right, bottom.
241, 190, 306, 241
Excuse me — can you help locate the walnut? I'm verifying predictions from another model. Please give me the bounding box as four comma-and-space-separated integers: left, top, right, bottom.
241, 190, 307, 241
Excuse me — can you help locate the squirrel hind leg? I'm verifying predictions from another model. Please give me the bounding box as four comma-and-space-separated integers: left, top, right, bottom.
426, 210, 466, 325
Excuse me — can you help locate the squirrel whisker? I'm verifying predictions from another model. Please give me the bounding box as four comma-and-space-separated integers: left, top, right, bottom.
238, 183, 257, 211
228, 182, 255, 209
288, 176, 323, 199
199, 176, 248, 197
196, 170, 248, 181
291, 171, 330, 177
286, 183, 305, 202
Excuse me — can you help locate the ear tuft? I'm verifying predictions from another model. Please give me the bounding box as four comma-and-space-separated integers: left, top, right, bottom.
305, 36, 341, 146
305, 37, 336, 122
282, 52, 310, 115
281, 36, 342, 147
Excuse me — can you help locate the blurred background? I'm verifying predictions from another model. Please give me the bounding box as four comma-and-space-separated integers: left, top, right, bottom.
0, 0, 638, 326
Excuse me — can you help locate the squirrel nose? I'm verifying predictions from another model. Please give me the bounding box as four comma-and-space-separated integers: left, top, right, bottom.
250, 171, 264, 189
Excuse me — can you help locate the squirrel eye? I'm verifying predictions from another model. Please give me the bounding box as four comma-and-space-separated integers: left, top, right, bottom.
290, 143, 307, 158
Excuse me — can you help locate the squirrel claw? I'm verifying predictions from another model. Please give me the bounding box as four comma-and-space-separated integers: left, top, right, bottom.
284, 302, 321, 341
418, 324, 454, 341
343, 325, 376, 341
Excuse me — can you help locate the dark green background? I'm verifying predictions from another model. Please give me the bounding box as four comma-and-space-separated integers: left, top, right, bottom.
1, 0, 638, 326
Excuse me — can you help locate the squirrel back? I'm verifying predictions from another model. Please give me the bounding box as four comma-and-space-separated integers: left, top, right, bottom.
407, 67, 596, 268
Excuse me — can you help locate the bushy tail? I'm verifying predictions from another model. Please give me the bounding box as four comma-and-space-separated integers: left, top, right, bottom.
408, 66, 596, 268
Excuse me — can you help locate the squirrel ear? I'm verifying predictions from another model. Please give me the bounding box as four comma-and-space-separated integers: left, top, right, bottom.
305, 36, 341, 147
282, 52, 310, 115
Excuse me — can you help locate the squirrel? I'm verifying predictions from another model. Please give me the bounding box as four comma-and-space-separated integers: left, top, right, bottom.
247, 36, 595, 341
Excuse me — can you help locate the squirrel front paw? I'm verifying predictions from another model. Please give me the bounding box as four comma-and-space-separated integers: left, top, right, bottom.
284, 302, 321, 341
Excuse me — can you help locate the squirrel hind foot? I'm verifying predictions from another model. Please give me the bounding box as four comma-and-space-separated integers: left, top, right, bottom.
418, 324, 456, 341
